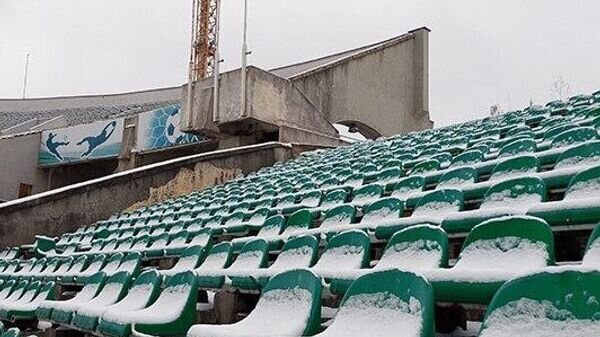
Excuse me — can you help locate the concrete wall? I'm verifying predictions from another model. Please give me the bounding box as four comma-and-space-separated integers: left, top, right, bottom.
0, 133, 48, 201
0, 142, 294, 246
291, 28, 432, 138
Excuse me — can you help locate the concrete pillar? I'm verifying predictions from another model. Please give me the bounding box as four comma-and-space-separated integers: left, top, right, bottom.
410, 27, 432, 128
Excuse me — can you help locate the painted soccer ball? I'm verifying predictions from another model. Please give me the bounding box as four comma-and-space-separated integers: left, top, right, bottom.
165, 111, 183, 144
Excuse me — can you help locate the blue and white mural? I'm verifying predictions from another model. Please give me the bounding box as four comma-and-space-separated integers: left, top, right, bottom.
39, 119, 124, 166
136, 104, 202, 152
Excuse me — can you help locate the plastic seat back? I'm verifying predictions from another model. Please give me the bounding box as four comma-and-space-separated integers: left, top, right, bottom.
325, 269, 434, 337
361, 197, 403, 223
437, 167, 478, 189
320, 189, 349, 209
482, 176, 546, 209
312, 230, 371, 275
456, 216, 555, 270
196, 243, 233, 272
552, 126, 598, 148
376, 225, 448, 270
451, 150, 483, 168
554, 141, 600, 169
411, 159, 440, 175
583, 222, 600, 268
269, 236, 319, 272
227, 239, 269, 272
480, 270, 600, 336
321, 205, 357, 229
563, 165, 600, 200
391, 176, 426, 200
498, 138, 536, 159
281, 210, 314, 236
413, 189, 464, 218
490, 155, 540, 181
350, 184, 384, 206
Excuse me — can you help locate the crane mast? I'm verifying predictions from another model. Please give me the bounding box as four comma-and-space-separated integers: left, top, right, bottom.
189, 0, 220, 81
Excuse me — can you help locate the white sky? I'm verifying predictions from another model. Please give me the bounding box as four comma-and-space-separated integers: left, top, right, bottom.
1, 0, 599, 126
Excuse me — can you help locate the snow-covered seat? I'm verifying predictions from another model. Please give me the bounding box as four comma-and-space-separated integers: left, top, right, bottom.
375, 189, 463, 239
71, 271, 132, 330
161, 246, 204, 278
224, 208, 271, 234
316, 269, 435, 337
0, 281, 55, 321
349, 184, 384, 208
311, 230, 370, 283
331, 225, 448, 294
582, 222, 600, 269
442, 176, 546, 234
193, 242, 233, 283
197, 239, 269, 289
98, 271, 198, 337
37, 272, 105, 320
187, 269, 322, 337
527, 165, 600, 227
59, 255, 94, 284
230, 215, 286, 251
232, 235, 319, 290
428, 216, 554, 304
478, 270, 600, 337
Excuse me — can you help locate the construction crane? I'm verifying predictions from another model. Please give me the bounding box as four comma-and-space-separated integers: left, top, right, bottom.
189, 0, 220, 81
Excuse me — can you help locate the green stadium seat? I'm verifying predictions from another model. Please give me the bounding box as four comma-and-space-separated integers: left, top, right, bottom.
198, 238, 269, 289
443, 177, 546, 234
390, 176, 426, 200
0, 281, 55, 321
410, 159, 440, 175
318, 270, 435, 337
71, 271, 132, 330
161, 246, 204, 277
497, 138, 536, 159
331, 224, 448, 294
551, 126, 598, 148
187, 269, 321, 337
193, 243, 233, 285
478, 270, 600, 336
232, 235, 319, 290
231, 215, 286, 251
98, 271, 198, 337
436, 167, 478, 189
489, 155, 540, 181
311, 230, 370, 282
451, 150, 484, 168
37, 272, 106, 321
430, 216, 554, 304
376, 189, 464, 239
527, 165, 600, 226
350, 184, 384, 208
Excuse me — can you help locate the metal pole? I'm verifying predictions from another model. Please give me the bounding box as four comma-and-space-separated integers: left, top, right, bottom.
22, 53, 30, 99
186, 0, 197, 129
240, 0, 249, 117
212, 0, 221, 122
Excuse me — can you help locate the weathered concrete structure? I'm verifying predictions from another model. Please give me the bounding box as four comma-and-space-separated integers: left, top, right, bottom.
183, 27, 432, 140
0, 142, 298, 246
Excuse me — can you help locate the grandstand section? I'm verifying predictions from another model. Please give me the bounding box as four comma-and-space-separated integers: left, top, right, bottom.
0, 88, 599, 336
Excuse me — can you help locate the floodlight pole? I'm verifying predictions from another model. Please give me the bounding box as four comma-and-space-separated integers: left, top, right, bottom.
240, 0, 249, 117
22, 53, 30, 99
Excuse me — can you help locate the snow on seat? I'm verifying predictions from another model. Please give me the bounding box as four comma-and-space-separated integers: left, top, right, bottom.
223, 208, 271, 234
375, 188, 463, 239
442, 176, 546, 234
488, 155, 540, 182
390, 176, 426, 201
232, 235, 319, 290
428, 216, 554, 304
94, 270, 162, 335
37, 272, 105, 321
527, 165, 600, 227
199, 239, 269, 289
311, 230, 370, 284
310, 189, 351, 215
316, 269, 434, 337
0, 281, 55, 321
0, 280, 29, 308
144, 233, 170, 258
551, 126, 598, 149
331, 225, 448, 294
349, 184, 384, 208
193, 243, 233, 286
97, 271, 198, 337
71, 271, 132, 330
311, 204, 358, 236
281, 190, 322, 214
436, 166, 478, 189
264, 209, 317, 249
187, 269, 322, 337
162, 231, 190, 256
160, 245, 204, 278
59, 255, 93, 284
230, 215, 285, 251
478, 270, 600, 337
497, 138, 536, 159
450, 149, 484, 168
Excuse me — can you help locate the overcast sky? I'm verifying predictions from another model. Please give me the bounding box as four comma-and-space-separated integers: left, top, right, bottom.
1, 0, 599, 126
